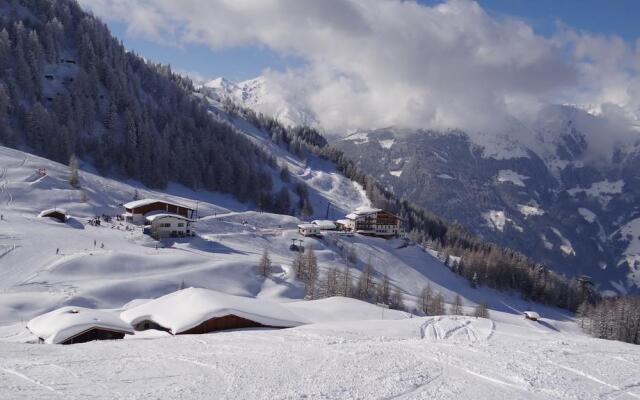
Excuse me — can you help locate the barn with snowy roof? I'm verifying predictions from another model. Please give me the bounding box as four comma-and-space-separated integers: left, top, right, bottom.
27, 306, 134, 345
120, 288, 307, 335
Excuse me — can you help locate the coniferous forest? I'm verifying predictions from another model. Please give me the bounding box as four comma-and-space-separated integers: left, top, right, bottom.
0, 0, 280, 206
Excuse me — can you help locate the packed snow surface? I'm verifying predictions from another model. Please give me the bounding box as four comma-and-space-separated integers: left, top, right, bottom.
121, 288, 306, 333
26, 306, 133, 344
3, 314, 640, 399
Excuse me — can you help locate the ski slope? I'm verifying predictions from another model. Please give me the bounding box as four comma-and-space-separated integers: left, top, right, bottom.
1, 315, 639, 399
0, 145, 639, 399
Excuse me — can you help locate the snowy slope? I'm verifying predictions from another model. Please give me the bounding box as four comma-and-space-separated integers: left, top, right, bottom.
1, 314, 639, 399
198, 91, 371, 219
2, 145, 639, 398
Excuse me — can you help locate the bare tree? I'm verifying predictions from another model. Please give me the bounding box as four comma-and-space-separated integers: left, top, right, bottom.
450, 294, 464, 315
304, 246, 318, 299
430, 293, 446, 315
473, 302, 490, 318
69, 154, 79, 188
420, 283, 433, 315
259, 248, 272, 278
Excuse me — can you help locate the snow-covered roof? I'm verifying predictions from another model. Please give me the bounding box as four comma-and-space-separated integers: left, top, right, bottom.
145, 213, 194, 222
345, 213, 358, 220
311, 220, 336, 230
27, 306, 134, 344
335, 219, 352, 225
38, 208, 66, 217
524, 311, 540, 319
298, 223, 319, 229
353, 206, 382, 215
123, 198, 193, 210
120, 288, 307, 334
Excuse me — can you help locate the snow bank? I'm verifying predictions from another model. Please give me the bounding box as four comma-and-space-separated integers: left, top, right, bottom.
121, 288, 308, 334
283, 297, 409, 323
27, 306, 133, 344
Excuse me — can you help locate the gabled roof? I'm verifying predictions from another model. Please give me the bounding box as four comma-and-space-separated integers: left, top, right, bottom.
524, 311, 540, 319
123, 198, 193, 211
120, 288, 307, 334
27, 306, 134, 344
298, 223, 318, 229
352, 206, 382, 215
312, 220, 337, 229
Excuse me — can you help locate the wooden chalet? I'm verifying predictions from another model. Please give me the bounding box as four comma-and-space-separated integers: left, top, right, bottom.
339, 206, 402, 237
38, 208, 67, 223
122, 198, 195, 224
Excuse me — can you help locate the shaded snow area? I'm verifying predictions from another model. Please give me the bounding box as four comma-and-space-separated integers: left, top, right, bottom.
578, 207, 597, 223
518, 204, 545, 218
551, 228, 576, 256
567, 180, 624, 206
482, 210, 523, 232
614, 218, 640, 286
496, 169, 529, 187
1, 146, 640, 398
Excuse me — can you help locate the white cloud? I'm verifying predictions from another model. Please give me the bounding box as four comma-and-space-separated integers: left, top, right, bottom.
79, 0, 640, 140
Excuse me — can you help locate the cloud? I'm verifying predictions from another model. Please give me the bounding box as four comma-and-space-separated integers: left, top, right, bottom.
79, 0, 640, 143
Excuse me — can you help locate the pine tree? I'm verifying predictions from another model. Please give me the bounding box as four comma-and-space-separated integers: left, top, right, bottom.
259, 248, 272, 278
304, 246, 318, 299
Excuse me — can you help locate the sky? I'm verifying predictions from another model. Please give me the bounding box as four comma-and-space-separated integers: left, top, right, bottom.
78, 0, 640, 142
97, 0, 640, 83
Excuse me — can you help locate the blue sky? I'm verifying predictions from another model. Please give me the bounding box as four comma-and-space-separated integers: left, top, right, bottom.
105, 0, 640, 83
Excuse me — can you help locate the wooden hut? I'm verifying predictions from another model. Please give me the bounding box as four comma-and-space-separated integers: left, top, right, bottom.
27, 307, 134, 345
38, 208, 67, 223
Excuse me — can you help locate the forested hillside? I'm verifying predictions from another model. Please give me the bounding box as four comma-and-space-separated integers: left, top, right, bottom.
0, 0, 282, 205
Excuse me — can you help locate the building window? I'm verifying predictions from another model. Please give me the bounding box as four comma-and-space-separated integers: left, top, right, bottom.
177, 223, 185, 227
162, 223, 171, 227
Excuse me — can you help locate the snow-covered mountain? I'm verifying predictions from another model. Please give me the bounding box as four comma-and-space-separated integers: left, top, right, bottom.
334, 105, 640, 293
202, 76, 320, 129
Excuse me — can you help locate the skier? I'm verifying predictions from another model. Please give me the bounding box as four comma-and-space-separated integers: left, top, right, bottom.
56, 248, 59, 255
